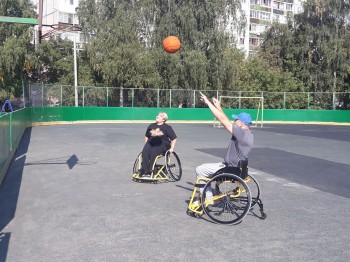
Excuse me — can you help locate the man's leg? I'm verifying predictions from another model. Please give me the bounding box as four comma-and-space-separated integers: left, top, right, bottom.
196, 163, 225, 201
141, 143, 152, 174
149, 146, 165, 174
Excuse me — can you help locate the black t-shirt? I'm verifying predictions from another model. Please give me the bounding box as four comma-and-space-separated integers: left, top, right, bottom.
145, 123, 177, 146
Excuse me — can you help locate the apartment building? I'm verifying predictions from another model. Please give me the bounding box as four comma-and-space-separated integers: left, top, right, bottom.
31, 0, 83, 44
237, 0, 305, 57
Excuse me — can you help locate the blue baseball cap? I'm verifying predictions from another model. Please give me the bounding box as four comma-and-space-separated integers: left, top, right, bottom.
231, 112, 252, 126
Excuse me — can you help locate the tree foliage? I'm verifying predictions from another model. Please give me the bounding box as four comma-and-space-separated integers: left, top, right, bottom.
261, 0, 350, 94
0, 0, 36, 100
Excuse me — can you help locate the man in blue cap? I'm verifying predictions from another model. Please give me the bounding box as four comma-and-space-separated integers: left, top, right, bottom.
195, 92, 254, 202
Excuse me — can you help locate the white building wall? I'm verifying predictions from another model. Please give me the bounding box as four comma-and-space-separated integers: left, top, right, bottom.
31, 0, 81, 43
237, 0, 305, 57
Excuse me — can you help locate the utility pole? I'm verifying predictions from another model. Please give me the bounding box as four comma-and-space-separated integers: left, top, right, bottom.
38, 0, 43, 44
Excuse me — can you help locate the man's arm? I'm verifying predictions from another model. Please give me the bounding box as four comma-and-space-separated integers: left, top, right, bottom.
199, 92, 232, 134
169, 138, 177, 152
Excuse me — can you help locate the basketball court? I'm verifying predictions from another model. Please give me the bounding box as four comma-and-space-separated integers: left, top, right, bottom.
0, 123, 350, 261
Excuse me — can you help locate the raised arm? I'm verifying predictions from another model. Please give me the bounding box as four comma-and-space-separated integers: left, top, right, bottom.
199, 91, 232, 134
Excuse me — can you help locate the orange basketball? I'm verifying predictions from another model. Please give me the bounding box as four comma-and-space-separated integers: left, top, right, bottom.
162, 36, 181, 54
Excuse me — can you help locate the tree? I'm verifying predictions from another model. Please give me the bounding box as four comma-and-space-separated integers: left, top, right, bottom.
0, 0, 36, 100
78, 0, 245, 97
262, 0, 350, 95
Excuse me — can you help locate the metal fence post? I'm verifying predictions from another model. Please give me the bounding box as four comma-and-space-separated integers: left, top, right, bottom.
22, 80, 25, 108
239, 91, 241, 109
106, 87, 109, 107
83, 87, 85, 107
307, 92, 310, 110
283, 92, 286, 109
132, 88, 134, 108
169, 89, 172, 108
42, 83, 44, 106
157, 88, 160, 108
60, 85, 63, 106
193, 90, 196, 108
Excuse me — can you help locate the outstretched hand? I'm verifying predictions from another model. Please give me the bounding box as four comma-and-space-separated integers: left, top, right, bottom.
212, 97, 221, 108
199, 91, 210, 105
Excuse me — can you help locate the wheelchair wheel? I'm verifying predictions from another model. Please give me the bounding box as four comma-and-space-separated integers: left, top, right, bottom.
202, 173, 251, 225
165, 151, 182, 181
133, 153, 142, 174
245, 175, 260, 208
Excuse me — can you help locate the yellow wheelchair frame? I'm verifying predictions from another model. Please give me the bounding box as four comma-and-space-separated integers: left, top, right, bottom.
132, 151, 182, 183
187, 167, 266, 224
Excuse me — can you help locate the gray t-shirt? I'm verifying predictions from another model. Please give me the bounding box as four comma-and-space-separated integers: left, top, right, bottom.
223, 124, 254, 167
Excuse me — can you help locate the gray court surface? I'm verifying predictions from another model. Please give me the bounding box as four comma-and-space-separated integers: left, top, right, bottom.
1, 123, 350, 262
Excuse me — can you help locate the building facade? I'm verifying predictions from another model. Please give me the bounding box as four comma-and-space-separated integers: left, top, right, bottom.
31, 0, 82, 44
238, 0, 305, 57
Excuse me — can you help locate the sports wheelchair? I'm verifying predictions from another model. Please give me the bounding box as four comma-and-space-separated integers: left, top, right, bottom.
132, 151, 182, 183
187, 165, 266, 225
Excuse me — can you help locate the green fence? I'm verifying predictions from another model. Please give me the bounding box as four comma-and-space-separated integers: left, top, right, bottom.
0, 108, 31, 184
30, 107, 350, 123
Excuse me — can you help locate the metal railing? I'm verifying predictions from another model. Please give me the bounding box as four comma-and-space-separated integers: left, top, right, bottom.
23, 83, 350, 110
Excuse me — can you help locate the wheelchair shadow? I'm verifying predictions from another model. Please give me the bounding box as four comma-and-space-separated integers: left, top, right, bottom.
175, 182, 194, 192
248, 207, 267, 220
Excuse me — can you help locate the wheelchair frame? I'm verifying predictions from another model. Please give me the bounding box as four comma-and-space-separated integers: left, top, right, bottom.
187, 167, 266, 224
132, 151, 182, 183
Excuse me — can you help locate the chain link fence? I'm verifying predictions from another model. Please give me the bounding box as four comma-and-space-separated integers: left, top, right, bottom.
20, 83, 350, 110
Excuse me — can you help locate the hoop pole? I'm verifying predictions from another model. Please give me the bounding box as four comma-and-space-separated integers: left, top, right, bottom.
74, 32, 78, 107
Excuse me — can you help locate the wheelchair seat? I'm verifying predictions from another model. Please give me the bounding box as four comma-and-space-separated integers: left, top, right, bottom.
211, 159, 249, 180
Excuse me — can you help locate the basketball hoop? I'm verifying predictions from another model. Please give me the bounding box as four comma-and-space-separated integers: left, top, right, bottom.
41, 23, 82, 39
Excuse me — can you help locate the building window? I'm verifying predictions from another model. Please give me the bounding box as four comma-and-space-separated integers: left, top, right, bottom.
249, 38, 259, 46
261, 0, 271, 7
273, 1, 284, 10
250, 10, 259, 18
70, 0, 74, 4
260, 11, 271, 20
286, 3, 292, 11
250, 0, 259, 4
59, 12, 74, 24
250, 24, 257, 32
239, 38, 245, 45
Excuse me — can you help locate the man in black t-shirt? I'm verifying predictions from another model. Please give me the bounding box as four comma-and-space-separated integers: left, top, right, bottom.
140, 112, 177, 177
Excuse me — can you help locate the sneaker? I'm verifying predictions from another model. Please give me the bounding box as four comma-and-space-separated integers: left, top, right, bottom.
141, 173, 151, 178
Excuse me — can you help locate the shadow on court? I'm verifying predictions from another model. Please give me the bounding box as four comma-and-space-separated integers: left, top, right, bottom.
0, 128, 32, 262
197, 147, 350, 199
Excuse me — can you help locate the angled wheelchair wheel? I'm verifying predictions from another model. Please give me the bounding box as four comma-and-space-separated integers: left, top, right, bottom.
245, 175, 260, 208
202, 173, 251, 225
165, 151, 182, 181
133, 153, 142, 174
